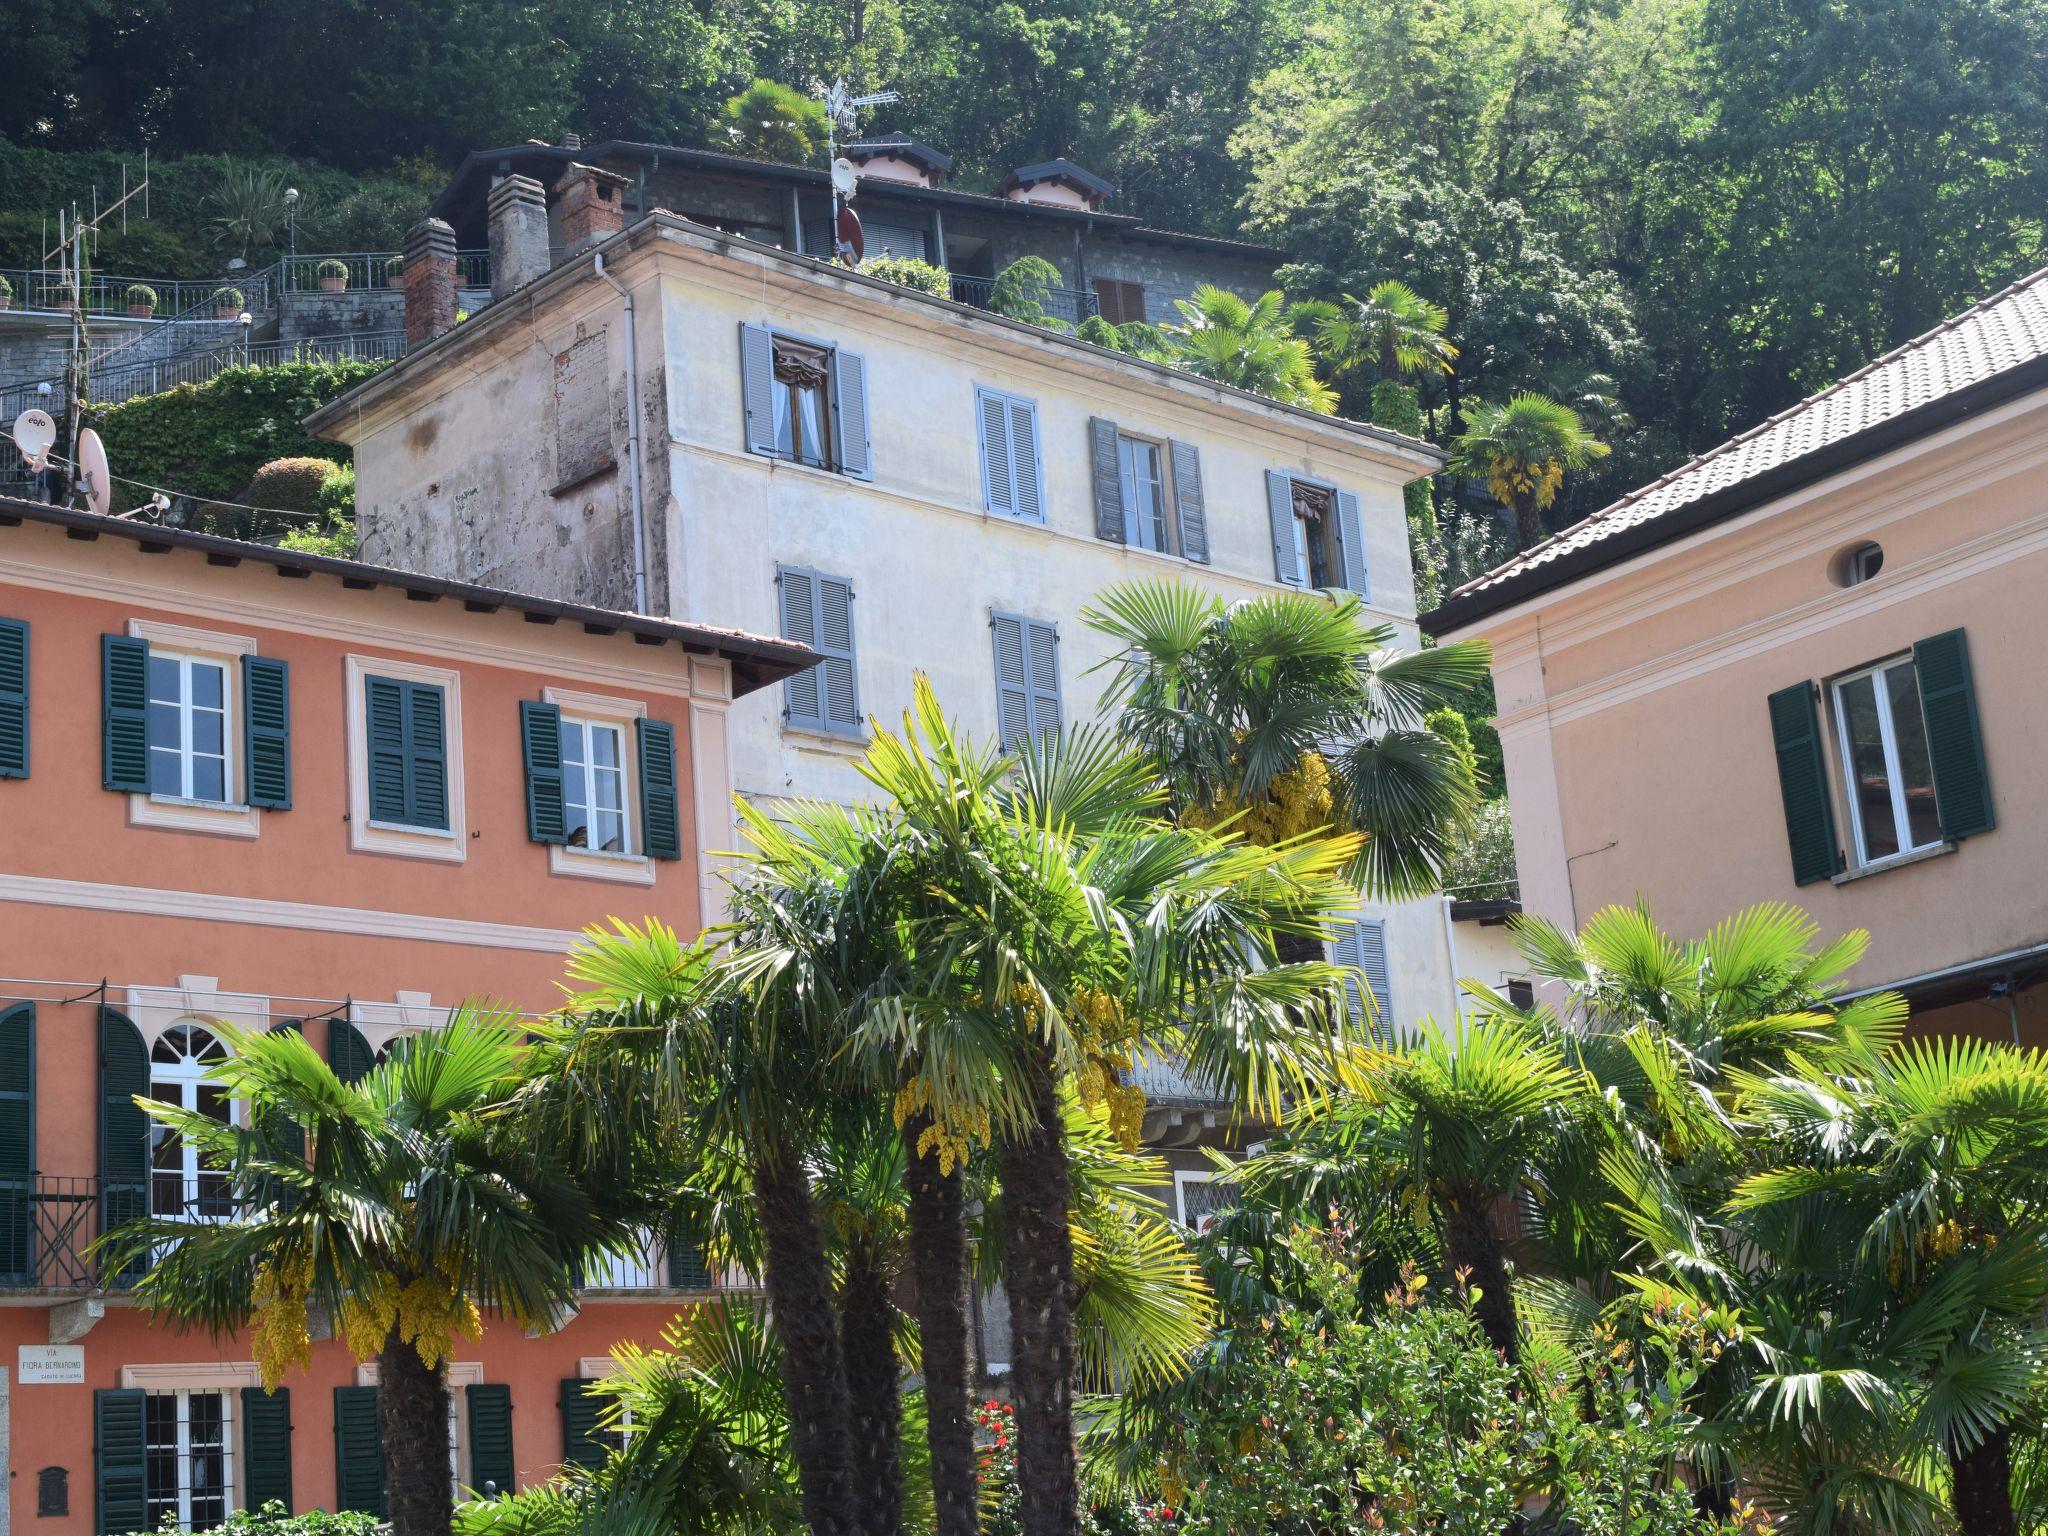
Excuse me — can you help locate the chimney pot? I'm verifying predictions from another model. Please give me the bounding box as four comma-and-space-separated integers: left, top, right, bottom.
400, 217, 459, 350
486, 174, 551, 299
558, 163, 630, 258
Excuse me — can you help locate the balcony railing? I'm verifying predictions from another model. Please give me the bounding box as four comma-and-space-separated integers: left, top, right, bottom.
1123, 1049, 1229, 1107
0, 1175, 123, 1292
948, 272, 1100, 326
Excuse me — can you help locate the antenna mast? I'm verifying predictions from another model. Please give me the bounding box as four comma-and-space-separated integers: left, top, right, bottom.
819, 78, 900, 265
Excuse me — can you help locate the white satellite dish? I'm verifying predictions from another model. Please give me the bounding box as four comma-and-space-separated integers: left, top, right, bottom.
77, 428, 111, 517
831, 157, 859, 199
11, 408, 56, 469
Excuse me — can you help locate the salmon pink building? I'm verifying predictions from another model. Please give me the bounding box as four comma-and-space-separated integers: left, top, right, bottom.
0, 495, 808, 1536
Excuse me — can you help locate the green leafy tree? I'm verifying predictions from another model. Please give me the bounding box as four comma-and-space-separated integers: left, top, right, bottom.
1449, 392, 1610, 549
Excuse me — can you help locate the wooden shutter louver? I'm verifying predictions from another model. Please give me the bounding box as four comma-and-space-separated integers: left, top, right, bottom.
243, 654, 292, 809
241, 1386, 294, 1512
0, 617, 27, 778
1334, 489, 1370, 598
98, 1006, 149, 1286
366, 677, 448, 829
1088, 417, 1125, 543
991, 614, 1061, 752
667, 1242, 712, 1289
1912, 629, 1994, 840
1169, 441, 1209, 564
333, 1385, 386, 1516
95, 1388, 149, 1536
519, 701, 567, 844
1007, 396, 1041, 522
831, 348, 873, 479
818, 576, 860, 731
0, 1003, 31, 1283
102, 634, 150, 792
739, 324, 778, 455
1266, 472, 1303, 585
1767, 682, 1843, 886
636, 717, 682, 861
328, 1019, 376, 1086
1356, 919, 1393, 1041
466, 1383, 516, 1497
979, 389, 1014, 516
778, 567, 822, 727
559, 1379, 608, 1469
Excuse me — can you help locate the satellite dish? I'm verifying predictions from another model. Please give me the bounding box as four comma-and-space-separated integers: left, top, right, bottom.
11, 409, 56, 469
77, 428, 111, 517
831, 157, 859, 199
836, 205, 865, 266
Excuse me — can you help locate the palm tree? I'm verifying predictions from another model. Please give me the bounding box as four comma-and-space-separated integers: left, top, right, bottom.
1307, 279, 1458, 392
1158, 286, 1337, 413
1448, 392, 1610, 550
722, 78, 829, 164
97, 1012, 614, 1536
1083, 580, 1489, 906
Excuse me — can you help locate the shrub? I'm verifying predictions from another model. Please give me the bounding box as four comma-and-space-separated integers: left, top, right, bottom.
858, 255, 951, 297
317, 258, 349, 280
986, 256, 1070, 331
0, 274, 12, 299
250, 456, 334, 514
1076, 314, 1127, 351
125, 284, 157, 308
118, 1500, 380, 1536
212, 286, 245, 309
384, 256, 404, 285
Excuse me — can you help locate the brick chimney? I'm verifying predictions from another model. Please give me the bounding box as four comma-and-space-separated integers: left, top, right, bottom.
401, 217, 458, 350
558, 163, 629, 258
487, 174, 551, 300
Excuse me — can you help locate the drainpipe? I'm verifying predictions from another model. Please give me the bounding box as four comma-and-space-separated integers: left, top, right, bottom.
1439, 895, 1465, 1024
592, 249, 650, 614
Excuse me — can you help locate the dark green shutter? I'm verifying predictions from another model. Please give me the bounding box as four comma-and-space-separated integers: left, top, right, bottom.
1913, 629, 1994, 840
95, 1388, 149, 1536
328, 1019, 375, 1085
667, 1242, 711, 1290
98, 1006, 149, 1286
243, 655, 292, 810
241, 1386, 294, 1512
333, 1385, 386, 1516
467, 1383, 515, 1497
102, 634, 150, 792
0, 616, 28, 778
0, 1003, 31, 1284
637, 717, 681, 861
559, 1379, 608, 1469
366, 676, 448, 829
253, 1021, 307, 1206
1767, 682, 1843, 886
520, 701, 567, 844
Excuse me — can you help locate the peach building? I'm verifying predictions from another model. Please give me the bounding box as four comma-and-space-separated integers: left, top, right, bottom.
1427, 267, 2048, 1042
0, 496, 807, 1536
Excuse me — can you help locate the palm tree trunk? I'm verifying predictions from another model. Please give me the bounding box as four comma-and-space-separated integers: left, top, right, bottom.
1949, 1427, 2017, 1536
902, 1115, 979, 1536
999, 1059, 1081, 1536
1442, 1198, 1519, 1365
1512, 494, 1545, 551
841, 1236, 903, 1536
377, 1331, 453, 1536
753, 1141, 856, 1536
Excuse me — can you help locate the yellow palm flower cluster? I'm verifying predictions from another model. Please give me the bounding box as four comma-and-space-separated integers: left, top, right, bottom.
337, 1265, 485, 1370
1486, 455, 1567, 512
1181, 752, 1334, 848
892, 1074, 990, 1176
250, 1255, 316, 1388
1071, 987, 1146, 1150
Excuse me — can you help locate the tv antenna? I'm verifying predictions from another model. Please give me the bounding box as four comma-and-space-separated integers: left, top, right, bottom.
819, 79, 900, 266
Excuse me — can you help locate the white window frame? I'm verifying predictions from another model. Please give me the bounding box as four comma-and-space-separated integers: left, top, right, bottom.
344, 653, 466, 863
543, 686, 655, 886
1829, 654, 1942, 868
143, 1386, 236, 1532
147, 1020, 239, 1226
1171, 1168, 1237, 1234
1116, 432, 1173, 553
127, 619, 260, 839
122, 1364, 264, 1532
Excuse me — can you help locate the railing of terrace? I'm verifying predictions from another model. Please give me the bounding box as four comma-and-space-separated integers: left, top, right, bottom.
948, 272, 1100, 325
0, 1175, 113, 1291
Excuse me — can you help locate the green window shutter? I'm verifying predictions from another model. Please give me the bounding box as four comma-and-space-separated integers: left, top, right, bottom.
778, 566, 822, 729
1087, 417, 1125, 543
241, 1386, 294, 1513
328, 1019, 375, 1085
559, 1378, 608, 1469
333, 1385, 386, 1515
831, 348, 872, 480
98, 1006, 149, 1286
366, 676, 449, 829
1913, 629, 1994, 840
365, 675, 410, 822
1169, 441, 1208, 564
0, 1003, 31, 1284
739, 324, 778, 455
95, 1388, 149, 1536
1767, 681, 1843, 886
466, 1383, 516, 1498
636, 717, 682, 861
102, 634, 150, 792
667, 1240, 711, 1289
0, 616, 28, 778
520, 701, 567, 844
406, 682, 449, 828
243, 654, 292, 810
1266, 472, 1303, 586
1333, 490, 1370, 599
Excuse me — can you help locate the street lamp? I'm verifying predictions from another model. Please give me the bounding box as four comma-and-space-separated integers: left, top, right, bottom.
284, 187, 300, 259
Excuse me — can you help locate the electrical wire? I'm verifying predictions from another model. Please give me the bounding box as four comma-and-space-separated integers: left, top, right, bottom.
0, 976, 561, 1030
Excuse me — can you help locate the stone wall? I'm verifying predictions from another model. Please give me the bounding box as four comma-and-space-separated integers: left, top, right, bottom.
1086, 237, 1279, 324
279, 288, 402, 344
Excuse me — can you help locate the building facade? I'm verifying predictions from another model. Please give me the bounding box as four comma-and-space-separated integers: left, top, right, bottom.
1426, 267, 2048, 1042
307, 190, 1464, 1226
0, 498, 807, 1536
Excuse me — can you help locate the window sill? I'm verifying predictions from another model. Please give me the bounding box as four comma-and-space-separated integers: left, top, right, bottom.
128, 793, 260, 839
548, 460, 617, 499
549, 843, 657, 886
355, 817, 467, 864
1831, 840, 1955, 885
782, 722, 869, 755
748, 446, 860, 482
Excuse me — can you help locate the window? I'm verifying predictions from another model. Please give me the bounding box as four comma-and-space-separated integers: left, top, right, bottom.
145, 1390, 233, 1531
1117, 435, 1172, 552
991, 613, 1061, 753
777, 567, 861, 736
1291, 481, 1334, 588
1173, 1170, 1237, 1234
1265, 472, 1368, 596
1092, 277, 1146, 326
772, 338, 832, 468
345, 655, 465, 861
561, 717, 630, 853
740, 324, 871, 479
148, 653, 231, 802
976, 386, 1043, 521
1831, 656, 1942, 865
111, 623, 274, 835
1833, 541, 1884, 587
149, 1024, 233, 1222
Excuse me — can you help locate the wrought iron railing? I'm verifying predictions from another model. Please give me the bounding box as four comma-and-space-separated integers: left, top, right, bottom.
0, 269, 273, 319
276, 250, 490, 295
87, 330, 403, 406
1122, 1049, 1229, 1107
0, 1175, 125, 1291
948, 272, 1099, 325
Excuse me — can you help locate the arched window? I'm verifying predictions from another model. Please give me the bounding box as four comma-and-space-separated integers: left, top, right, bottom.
149, 1024, 233, 1221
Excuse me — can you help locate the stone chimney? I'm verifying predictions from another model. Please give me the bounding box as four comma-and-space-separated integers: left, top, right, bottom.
487, 175, 551, 300
401, 217, 458, 350
558, 163, 629, 257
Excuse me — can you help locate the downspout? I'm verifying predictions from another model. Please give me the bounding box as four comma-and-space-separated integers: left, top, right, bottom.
592, 249, 650, 614
1439, 896, 1465, 1024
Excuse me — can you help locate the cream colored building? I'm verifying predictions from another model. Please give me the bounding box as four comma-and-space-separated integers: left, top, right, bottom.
307, 190, 1466, 1194
1427, 267, 2048, 1043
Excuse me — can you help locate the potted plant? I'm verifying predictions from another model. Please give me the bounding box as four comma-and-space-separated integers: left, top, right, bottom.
126, 284, 158, 318
212, 286, 244, 319
317, 258, 349, 293
383, 256, 404, 287
0, 275, 11, 311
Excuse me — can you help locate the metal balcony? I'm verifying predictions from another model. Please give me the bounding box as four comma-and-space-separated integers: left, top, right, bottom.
947, 272, 1100, 325
0, 1175, 126, 1293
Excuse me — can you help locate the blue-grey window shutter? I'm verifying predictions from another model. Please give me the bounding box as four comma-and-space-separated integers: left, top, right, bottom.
778, 566, 823, 729
466, 1383, 515, 1498
1357, 919, 1392, 1040
102, 634, 149, 792
636, 717, 682, 861
1266, 472, 1303, 586
1088, 418, 1125, 543
817, 574, 860, 731
978, 388, 1015, 516
95, 1388, 149, 1536
1912, 629, 1994, 839
241, 1386, 294, 1512
98, 1006, 149, 1286
1008, 395, 1042, 522
991, 614, 1060, 752
0, 617, 27, 779
740, 324, 777, 455
243, 654, 292, 809
1169, 441, 1209, 564
1333, 489, 1369, 598
832, 349, 872, 479
0, 1002, 31, 1285
520, 701, 566, 844
1767, 682, 1843, 885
